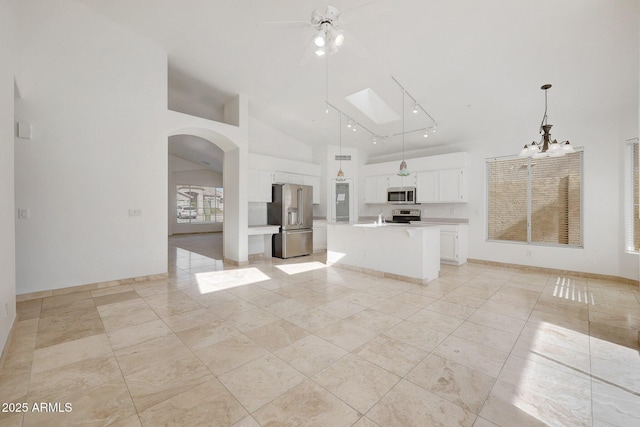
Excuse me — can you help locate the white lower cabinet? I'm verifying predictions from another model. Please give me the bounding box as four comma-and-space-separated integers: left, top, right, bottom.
437, 224, 468, 265
313, 221, 327, 252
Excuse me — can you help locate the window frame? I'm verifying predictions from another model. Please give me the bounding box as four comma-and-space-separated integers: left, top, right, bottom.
485, 149, 584, 248
176, 184, 224, 224
624, 138, 639, 253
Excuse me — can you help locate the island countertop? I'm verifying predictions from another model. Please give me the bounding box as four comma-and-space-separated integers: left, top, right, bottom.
326, 222, 440, 284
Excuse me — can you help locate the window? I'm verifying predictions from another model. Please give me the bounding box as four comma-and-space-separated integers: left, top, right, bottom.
486, 151, 583, 246
625, 139, 639, 252
176, 185, 223, 224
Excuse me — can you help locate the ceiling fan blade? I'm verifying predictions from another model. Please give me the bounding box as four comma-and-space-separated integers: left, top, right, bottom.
257, 20, 311, 27
298, 35, 318, 66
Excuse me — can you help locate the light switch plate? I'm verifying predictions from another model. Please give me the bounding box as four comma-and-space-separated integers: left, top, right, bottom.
18, 208, 30, 219
17, 122, 31, 139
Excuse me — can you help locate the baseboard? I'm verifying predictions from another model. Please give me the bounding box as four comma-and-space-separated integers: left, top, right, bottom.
16, 272, 170, 302
0, 316, 17, 373
467, 258, 639, 286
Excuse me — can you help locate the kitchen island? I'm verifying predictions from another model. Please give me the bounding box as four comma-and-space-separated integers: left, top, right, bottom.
326, 222, 440, 284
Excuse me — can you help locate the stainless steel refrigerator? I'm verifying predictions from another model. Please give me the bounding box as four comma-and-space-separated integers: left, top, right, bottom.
268, 183, 313, 258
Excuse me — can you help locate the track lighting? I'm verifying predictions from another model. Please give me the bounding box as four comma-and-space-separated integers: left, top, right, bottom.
413, 103, 419, 114
352, 123, 357, 132
423, 129, 429, 138
346, 119, 352, 128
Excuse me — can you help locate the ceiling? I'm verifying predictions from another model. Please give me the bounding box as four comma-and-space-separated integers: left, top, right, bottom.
83, 0, 637, 166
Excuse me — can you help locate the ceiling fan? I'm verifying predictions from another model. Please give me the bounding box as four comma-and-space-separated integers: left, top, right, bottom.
260, 2, 376, 64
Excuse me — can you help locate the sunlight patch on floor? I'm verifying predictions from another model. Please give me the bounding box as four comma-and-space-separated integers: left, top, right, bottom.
275, 261, 328, 275
195, 268, 271, 294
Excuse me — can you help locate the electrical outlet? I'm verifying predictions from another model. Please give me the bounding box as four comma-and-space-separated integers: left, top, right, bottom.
450, 208, 456, 215
18, 208, 30, 219
526, 249, 532, 257
128, 209, 142, 217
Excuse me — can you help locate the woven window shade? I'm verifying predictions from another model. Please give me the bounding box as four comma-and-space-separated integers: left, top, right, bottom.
486, 151, 583, 246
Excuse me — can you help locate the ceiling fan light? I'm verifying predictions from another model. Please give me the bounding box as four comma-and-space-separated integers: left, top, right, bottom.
315, 47, 326, 56
314, 31, 326, 47
334, 31, 344, 46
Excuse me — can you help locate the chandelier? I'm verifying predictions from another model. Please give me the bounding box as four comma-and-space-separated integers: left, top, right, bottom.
519, 84, 575, 158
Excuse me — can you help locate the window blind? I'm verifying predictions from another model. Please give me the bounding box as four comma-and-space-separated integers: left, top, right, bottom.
486, 151, 583, 246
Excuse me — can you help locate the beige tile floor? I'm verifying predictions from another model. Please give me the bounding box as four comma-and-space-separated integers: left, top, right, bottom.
1, 233, 640, 426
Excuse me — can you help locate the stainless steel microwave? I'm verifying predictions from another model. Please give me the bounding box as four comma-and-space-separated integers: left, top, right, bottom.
387, 187, 417, 204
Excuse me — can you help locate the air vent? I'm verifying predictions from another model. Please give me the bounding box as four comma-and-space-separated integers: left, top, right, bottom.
335, 155, 351, 161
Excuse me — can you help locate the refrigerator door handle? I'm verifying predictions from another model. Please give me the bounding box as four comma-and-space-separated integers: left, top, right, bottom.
297, 187, 303, 226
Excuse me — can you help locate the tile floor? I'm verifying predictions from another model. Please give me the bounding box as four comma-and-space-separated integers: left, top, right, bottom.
1, 233, 640, 426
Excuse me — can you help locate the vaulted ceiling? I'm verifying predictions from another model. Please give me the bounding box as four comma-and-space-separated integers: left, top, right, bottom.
83, 0, 638, 164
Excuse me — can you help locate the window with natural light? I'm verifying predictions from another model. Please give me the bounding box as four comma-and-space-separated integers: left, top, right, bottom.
486, 151, 583, 246
176, 184, 223, 224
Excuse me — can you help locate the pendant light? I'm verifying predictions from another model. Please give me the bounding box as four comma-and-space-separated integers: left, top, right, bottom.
398, 89, 410, 176
519, 84, 575, 158
337, 112, 346, 181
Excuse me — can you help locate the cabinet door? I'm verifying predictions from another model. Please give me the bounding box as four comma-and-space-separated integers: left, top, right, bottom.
439, 169, 464, 202
416, 171, 438, 202
272, 172, 289, 183
387, 174, 402, 189
365, 176, 388, 203
440, 231, 458, 261
364, 177, 376, 203
288, 173, 304, 184
303, 175, 320, 204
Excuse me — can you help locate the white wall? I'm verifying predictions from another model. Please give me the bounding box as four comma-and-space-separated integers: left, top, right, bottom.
14, 0, 168, 294
168, 155, 223, 235
249, 117, 313, 162
0, 0, 16, 355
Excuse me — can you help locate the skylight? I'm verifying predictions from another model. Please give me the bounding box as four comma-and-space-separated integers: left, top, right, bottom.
345, 88, 400, 125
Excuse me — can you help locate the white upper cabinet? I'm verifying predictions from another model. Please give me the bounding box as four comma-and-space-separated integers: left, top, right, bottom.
386, 174, 402, 188
415, 168, 466, 203
272, 171, 289, 184
303, 175, 320, 204
364, 176, 386, 204
415, 171, 438, 202
438, 168, 466, 202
